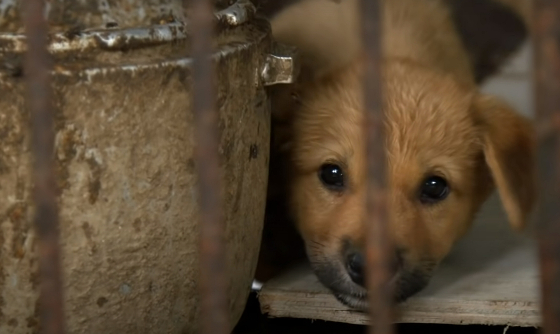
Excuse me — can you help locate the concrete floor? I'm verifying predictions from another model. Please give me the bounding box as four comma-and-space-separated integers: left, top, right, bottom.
480, 41, 534, 119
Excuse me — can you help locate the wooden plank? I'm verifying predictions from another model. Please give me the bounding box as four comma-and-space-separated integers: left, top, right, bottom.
258, 195, 541, 327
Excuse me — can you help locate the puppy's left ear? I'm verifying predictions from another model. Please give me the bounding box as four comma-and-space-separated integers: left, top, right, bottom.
473, 95, 537, 231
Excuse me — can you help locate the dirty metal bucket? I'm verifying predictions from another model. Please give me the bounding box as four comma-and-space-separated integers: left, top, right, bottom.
0, 0, 297, 333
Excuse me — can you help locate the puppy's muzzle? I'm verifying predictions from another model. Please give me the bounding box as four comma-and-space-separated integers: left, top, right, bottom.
343, 246, 403, 287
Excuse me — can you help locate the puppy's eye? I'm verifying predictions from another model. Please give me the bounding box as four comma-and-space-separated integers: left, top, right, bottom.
420, 176, 449, 204
319, 164, 345, 190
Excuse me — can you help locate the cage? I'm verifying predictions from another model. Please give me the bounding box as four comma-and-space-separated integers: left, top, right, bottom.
2, 0, 560, 334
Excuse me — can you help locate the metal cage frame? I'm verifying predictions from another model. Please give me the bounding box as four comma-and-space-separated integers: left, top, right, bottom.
20, 0, 559, 334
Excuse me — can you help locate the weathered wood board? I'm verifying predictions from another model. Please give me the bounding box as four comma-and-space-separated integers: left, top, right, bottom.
258, 195, 541, 327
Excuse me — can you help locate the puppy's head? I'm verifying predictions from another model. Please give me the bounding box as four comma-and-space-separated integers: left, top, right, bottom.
281, 59, 536, 310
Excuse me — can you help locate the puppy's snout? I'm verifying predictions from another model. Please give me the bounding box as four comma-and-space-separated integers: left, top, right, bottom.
345, 251, 365, 286
344, 248, 404, 287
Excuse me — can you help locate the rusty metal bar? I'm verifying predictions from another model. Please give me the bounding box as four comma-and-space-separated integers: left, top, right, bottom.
534, 1, 560, 333
21, 0, 67, 333
361, 1, 395, 334
189, 0, 230, 334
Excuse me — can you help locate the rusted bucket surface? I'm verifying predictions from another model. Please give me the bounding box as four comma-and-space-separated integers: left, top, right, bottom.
0, 1, 296, 333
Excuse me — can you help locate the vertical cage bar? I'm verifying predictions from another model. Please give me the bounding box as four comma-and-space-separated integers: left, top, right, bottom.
22, 0, 67, 334
189, 1, 230, 334
534, 1, 560, 333
361, 1, 395, 334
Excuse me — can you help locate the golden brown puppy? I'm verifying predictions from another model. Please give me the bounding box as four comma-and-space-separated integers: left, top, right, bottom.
268, 0, 536, 310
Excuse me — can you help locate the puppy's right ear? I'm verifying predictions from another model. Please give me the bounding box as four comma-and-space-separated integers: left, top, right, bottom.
270, 0, 361, 80
268, 83, 300, 152
269, 0, 361, 151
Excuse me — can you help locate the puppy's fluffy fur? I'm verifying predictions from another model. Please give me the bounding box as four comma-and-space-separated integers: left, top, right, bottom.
267, 0, 536, 310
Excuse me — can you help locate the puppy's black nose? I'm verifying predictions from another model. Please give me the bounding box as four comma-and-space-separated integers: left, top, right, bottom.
345, 251, 365, 287
345, 250, 404, 287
